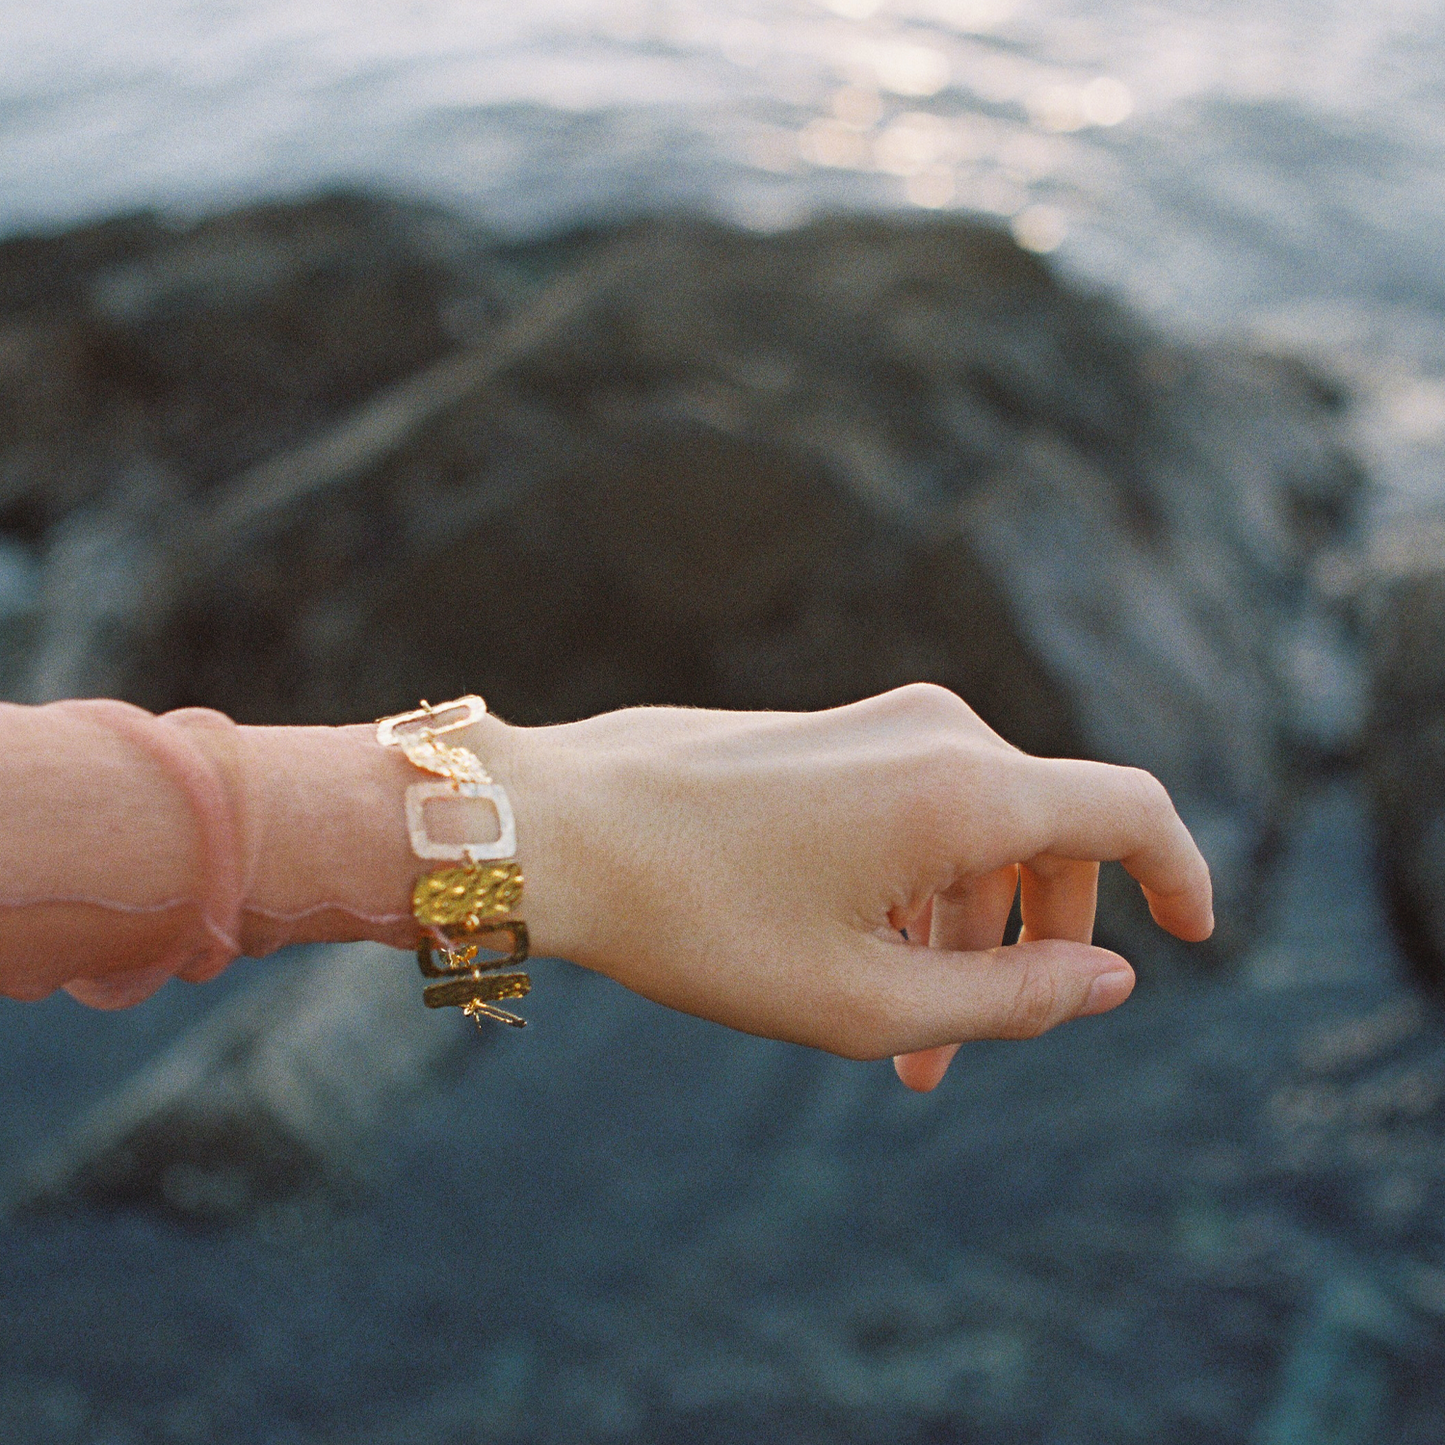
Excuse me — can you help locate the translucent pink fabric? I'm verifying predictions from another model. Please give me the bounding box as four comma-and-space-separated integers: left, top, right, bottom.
0, 700, 422, 1009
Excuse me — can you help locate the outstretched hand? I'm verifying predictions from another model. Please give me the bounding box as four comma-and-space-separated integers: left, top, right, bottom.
471, 684, 1213, 1089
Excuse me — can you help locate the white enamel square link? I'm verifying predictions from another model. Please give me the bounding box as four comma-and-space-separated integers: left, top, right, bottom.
404, 781, 518, 863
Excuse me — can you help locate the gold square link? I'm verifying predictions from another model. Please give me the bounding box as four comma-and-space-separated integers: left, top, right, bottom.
416, 921, 529, 978
404, 781, 517, 862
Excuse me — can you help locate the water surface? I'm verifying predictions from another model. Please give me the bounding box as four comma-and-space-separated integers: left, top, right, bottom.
3, 0, 1444, 514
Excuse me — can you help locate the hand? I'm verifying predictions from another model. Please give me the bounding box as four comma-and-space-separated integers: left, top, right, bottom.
471, 684, 1213, 1086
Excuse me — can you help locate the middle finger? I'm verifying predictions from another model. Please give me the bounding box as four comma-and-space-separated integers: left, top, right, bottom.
1019, 854, 1099, 945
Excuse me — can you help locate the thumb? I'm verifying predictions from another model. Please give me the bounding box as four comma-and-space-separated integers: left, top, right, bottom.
868, 937, 1135, 1062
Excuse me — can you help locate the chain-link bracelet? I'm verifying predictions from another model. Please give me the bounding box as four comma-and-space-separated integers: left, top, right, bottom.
376, 695, 531, 1029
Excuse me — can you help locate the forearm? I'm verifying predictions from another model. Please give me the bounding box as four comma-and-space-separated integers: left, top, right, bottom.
0, 700, 421, 1006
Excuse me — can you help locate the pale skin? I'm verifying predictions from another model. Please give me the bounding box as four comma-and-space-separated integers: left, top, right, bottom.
2, 684, 1213, 1091
460, 682, 1213, 1091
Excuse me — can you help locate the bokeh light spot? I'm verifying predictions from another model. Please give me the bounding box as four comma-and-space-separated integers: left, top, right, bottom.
905, 166, 955, 208
832, 84, 882, 130
1027, 84, 1086, 133
875, 113, 944, 175
799, 118, 870, 169
1012, 203, 1067, 252
1080, 76, 1134, 126
875, 43, 951, 97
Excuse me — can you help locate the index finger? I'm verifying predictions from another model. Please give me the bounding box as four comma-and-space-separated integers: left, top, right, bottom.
1019, 758, 1214, 943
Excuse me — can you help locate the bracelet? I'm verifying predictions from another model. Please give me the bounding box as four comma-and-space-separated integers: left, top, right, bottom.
376, 695, 531, 1029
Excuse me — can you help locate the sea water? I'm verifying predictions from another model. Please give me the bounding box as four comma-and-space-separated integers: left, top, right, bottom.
1, 0, 1443, 516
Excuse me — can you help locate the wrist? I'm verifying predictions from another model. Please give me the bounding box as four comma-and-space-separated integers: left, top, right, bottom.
455, 713, 592, 965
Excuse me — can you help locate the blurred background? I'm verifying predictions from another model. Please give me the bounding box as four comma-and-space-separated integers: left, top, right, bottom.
3, 2, 1445, 1441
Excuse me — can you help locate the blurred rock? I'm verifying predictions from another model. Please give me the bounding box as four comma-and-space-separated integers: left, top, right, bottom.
1362, 518, 1445, 994
7, 776, 1445, 1442
9, 943, 464, 1223
2, 204, 1367, 957
0, 192, 501, 538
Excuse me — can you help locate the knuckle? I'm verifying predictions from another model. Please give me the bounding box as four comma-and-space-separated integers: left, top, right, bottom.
831, 1031, 890, 1063
824, 1024, 883, 1062
1122, 767, 1172, 821
918, 736, 980, 795
885, 681, 969, 722
904, 741, 989, 848
1022, 850, 1069, 882
1000, 964, 1060, 1040
1103, 762, 1173, 832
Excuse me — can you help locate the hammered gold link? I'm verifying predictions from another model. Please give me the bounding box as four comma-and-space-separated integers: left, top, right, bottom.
412, 862, 524, 930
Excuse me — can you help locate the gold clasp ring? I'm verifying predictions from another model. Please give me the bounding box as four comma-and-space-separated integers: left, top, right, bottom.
376, 694, 488, 748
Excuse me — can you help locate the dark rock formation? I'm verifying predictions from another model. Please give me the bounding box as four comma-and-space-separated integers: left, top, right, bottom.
6, 195, 1443, 1445
1363, 519, 1445, 993
0, 193, 500, 535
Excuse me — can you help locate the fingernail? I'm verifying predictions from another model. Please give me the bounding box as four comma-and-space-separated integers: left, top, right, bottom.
1081, 969, 1134, 1017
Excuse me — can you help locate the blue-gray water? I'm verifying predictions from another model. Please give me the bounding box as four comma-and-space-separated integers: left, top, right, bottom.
2, 0, 1444, 517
